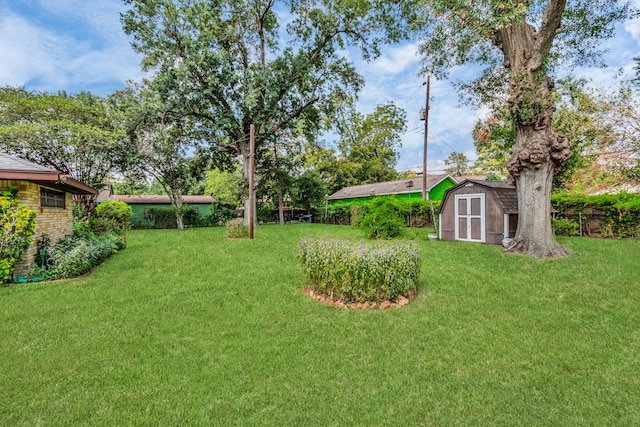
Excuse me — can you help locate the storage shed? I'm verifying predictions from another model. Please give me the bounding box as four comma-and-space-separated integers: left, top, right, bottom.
438, 180, 518, 245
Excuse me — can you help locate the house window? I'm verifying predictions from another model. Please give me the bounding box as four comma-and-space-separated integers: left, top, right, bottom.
40, 187, 66, 209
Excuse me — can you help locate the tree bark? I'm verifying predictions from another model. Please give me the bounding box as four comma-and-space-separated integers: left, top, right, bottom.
505, 75, 571, 257
495, 6, 571, 258
278, 193, 285, 224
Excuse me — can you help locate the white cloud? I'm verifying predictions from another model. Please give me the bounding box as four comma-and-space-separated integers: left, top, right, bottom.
0, 13, 63, 87
0, 2, 144, 95
624, 17, 640, 42
371, 43, 420, 75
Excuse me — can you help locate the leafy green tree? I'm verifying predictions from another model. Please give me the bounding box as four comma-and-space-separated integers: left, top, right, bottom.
205, 169, 242, 208
0, 87, 134, 212
291, 171, 327, 214
413, 1, 634, 257
126, 87, 208, 230
337, 102, 406, 184
443, 151, 471, 177
121, 0, 412, 225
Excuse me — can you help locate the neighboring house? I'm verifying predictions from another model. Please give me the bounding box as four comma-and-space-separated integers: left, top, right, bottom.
438, 180, 519, 245
98, 189, 215, 228
327, 174, 458, 208
0, 153, 97, 276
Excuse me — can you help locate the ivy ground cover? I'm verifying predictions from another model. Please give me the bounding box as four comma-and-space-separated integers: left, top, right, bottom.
1, 225, 638, 425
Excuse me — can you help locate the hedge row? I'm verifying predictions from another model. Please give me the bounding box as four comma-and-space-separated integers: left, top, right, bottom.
551, 192, 640, 238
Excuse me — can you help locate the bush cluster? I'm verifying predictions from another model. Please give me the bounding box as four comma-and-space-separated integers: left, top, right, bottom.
1, 190, 37, 284
226, 218, 249, 238
551, 217, 580, 236
88, 200, 132, 247
327, 197, 441, 229
46, 233, 119, 279
357, 197, 407, 239
298, 237, 420, 303
551, 192, 640, 238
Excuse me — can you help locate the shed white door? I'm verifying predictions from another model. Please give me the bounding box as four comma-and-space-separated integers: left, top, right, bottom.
454, 193, 485, 243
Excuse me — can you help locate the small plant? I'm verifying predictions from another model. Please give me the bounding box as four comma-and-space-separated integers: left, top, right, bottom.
357, 197, 406, 239
47, 233, 119, 279
1, 189, 37, 284
226, 218, 249, 238
551, 217, 580, 236
298, 237, 420, 303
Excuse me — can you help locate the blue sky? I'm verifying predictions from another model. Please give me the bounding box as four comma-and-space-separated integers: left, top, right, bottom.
1, 0, 639, 173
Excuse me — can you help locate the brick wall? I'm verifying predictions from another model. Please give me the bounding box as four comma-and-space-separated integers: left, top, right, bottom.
1, 180, 73, 277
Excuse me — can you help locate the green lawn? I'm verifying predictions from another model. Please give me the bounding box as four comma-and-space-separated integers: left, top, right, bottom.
1, 225, 639, 425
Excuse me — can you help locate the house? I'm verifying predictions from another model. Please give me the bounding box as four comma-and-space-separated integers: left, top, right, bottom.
98, 190, 215, 228
438, 180, 518, 245
0, 153, 97, 275
327, 174, 458, 208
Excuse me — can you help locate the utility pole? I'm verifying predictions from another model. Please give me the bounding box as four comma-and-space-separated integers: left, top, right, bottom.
249, 124, 255, 239
421, 76, 430, 201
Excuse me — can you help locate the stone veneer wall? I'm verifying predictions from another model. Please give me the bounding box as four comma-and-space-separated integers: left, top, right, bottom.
1, 180, 73, 277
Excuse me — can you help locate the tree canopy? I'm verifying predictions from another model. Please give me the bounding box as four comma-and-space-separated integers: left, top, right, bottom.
0, 86, 134, 209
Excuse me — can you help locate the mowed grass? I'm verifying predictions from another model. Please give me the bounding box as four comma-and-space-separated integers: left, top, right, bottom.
1, 225, 639, 425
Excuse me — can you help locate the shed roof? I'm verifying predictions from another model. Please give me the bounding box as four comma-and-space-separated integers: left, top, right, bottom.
327, 174, 456, 201
441, 179, 519, 214
0, 152, 97, 195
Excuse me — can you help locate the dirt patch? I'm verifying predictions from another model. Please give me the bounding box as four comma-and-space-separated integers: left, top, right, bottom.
303, 287, 417, 309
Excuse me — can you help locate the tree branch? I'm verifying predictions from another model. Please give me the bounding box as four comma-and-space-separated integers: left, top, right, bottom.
530, 0, 567, 72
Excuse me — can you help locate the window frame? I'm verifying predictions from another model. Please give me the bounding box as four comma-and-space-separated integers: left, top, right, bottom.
40, 186, 66, 209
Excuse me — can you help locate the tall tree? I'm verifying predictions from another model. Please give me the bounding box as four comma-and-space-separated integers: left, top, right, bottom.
337, 102, 407, 184
121, 0, 411, 225
415, 1, 635, 257
0, 87, 134, 212
443, 151, 471, 177
126, 86, 208, 230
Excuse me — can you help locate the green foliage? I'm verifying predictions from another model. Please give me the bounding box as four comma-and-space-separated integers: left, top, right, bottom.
89, 200, 133, 247
208, 204, 238, 225
47, 233, 119, 279
0, 87, 134, 190
0, 192, 37, 284
551, 217, 580, 237
143, 207, 200, 229
551, 192, 640, 238
349, 204, 369, 227
291, 171, 327, 213
226, 218, 248, 239
205, 169, 242, 208
444, 151, 471, 177
357, 197, 406, 239
298, 237, 420, 303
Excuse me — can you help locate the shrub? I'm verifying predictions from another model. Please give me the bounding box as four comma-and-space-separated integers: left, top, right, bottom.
226, 218, 248, 238
208, 204, 237, 225
551, 192, 640, 238
47, 233, 119, 279
298, 237, 420, 303
1, 190, 37, 284
89, 200, 132, 247
551, 217, 580, 236
357, 196, 406, 239
349, 204, 368, 226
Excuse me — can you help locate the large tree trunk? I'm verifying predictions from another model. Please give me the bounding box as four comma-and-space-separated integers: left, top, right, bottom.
505, 76, 571, 258
496, 6, 571, 258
